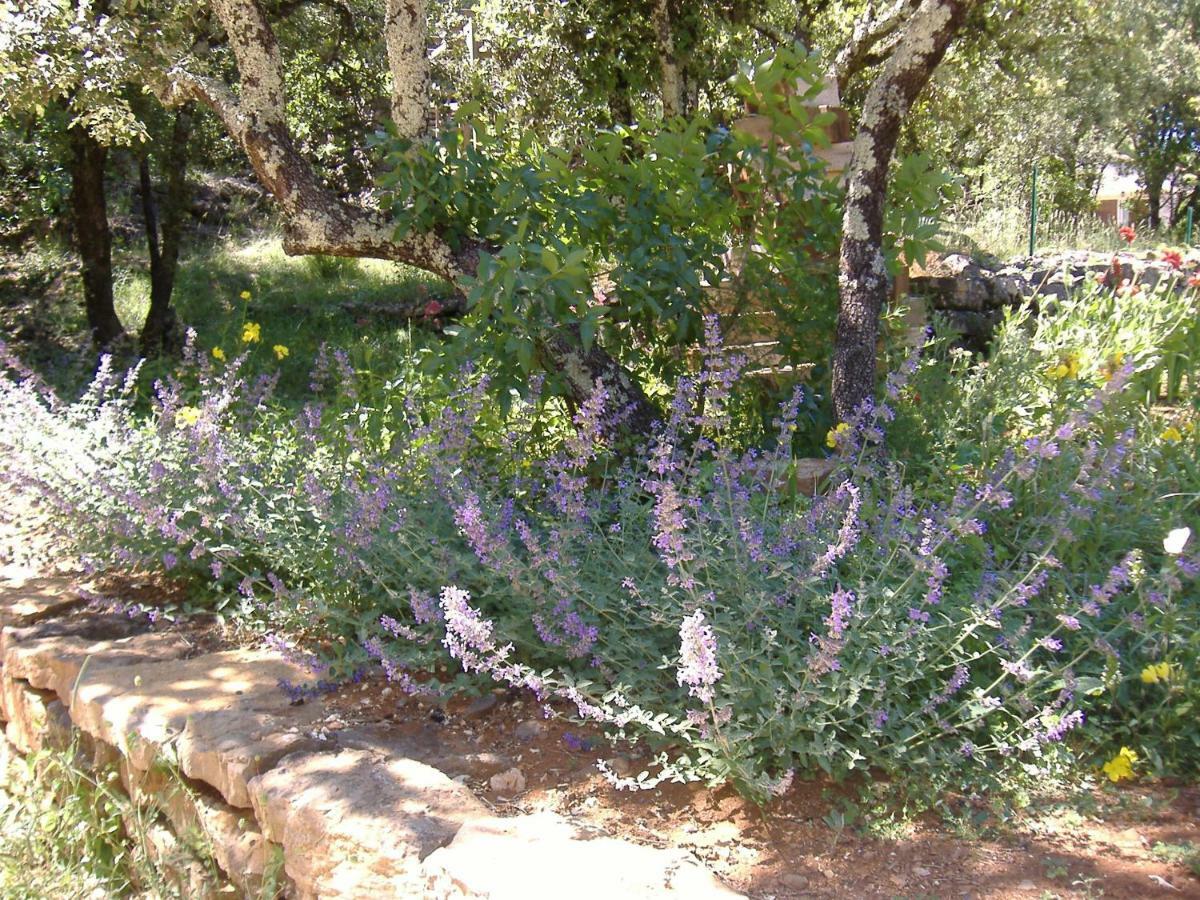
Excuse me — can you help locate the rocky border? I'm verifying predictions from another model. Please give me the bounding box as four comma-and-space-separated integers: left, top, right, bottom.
0, 573, 742, 899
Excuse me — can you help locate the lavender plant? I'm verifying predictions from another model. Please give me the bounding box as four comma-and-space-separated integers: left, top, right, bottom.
1, 308, 1196, 803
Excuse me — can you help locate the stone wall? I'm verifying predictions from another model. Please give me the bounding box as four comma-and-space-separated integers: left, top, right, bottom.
0, 573, 742, 899
906, 250, 1188, 349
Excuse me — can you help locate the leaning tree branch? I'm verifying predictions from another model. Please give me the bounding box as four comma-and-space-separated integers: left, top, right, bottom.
832, 0, 975, 422
160, 0, 661, 430
833, 0, 921, 92
158, 0, 475, 284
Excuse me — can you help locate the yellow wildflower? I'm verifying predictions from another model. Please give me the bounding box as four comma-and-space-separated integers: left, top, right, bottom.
241, 322, 262, 343
1140, 662, 1171, 684
211, 347, 226, 362
1161, 426, 1183, 444
826, 422, 851, 449
239, 290, 252, 301
175, 406, 201, 427
1101, 746, 1138, 783
273, 344, 289, 360
1046, 352, 1080, 381
1101, 350, 1125, 382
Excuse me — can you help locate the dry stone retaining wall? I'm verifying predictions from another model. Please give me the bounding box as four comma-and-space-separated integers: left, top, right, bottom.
0, 572, 742, 898
907, 250, 1189, 349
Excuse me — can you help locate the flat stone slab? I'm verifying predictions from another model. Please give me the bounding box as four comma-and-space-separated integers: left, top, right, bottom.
422, 813, 745, 899
249, 748, 486, 899
69, 648, 326, 784
176, 709, 327, 809
0, 575, 86, 628
4, 629, 193, 702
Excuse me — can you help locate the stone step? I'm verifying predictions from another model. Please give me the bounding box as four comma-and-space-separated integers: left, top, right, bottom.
68, 648, 328, 805
249, 748, 487, 899
423, 812, 744, 899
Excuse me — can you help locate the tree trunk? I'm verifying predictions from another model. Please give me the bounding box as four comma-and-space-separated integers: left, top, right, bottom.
1146, 177, 1162, 231
832, 0, 974, 422
652, 0, 683, 119
541, 325, 660, 434
139, 103, 194, 356
67, 125, 123, 348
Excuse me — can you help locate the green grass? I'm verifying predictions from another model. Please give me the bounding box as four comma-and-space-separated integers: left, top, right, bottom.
10, 234, 457, 403
938, 201, 1193, 261
0, 744, 186, 898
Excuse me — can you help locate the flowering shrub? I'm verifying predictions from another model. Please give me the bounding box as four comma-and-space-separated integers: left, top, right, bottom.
1, 302, 1197, 802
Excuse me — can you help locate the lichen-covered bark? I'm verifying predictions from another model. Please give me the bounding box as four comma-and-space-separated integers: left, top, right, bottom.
833, 0, 921, 92
542, 325, 660, 435
385, 0, 433, 140
161, 0, 474, 282
652, 0, 683, 119
832, 0, 974, 422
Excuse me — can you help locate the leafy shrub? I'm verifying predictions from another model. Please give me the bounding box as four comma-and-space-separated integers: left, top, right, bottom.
379, 45, 950, 413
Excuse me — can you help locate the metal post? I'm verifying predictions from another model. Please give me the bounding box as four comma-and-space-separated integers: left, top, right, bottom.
1028, 162, 1038, 257
1187, 206, 1194, 245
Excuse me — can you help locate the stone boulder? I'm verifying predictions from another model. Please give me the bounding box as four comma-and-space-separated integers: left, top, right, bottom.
422, 813, 744, 899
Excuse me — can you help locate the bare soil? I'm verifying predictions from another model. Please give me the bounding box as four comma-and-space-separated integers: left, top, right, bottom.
312, 675, 1200, 899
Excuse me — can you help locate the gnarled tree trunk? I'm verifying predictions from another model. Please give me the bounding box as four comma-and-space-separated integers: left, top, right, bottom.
832, 0, 974, 422
68, 124, 123, 348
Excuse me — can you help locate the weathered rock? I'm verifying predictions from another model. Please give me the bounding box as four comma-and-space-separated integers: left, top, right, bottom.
791, 458, 838, 496
68, 648, 325, 778
248, 748, 486, 899
131, 816, 233, 900
0, 576, 86, 629
336, 722, 512, 781
1, 612, 150, 656
422, 813, 744, 899
121, 759, 278, 896
488, 766, 526, 794
514, 719, 546, 741
176, 709, 326, 809
4, 630, 191, 701
0, 678, 71, 753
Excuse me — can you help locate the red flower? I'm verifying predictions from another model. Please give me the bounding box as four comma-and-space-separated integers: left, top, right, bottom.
423, 299, 444, 318
1162, 249, 1183, 270
1118, 225, 1136, 244
1188, 273, 1200, 289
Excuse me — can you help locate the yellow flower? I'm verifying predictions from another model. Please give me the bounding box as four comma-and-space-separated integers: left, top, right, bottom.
1102, 746, 1138, 783
211, 347, 226, 362
826, 422, 851, 449
1140, 662, 1171, 684
1046, 352, 1080, 381
1161, 426, 1183, 444
1101, 350, 1126, 382
239, 290, 252, 301
241, 322, 262, 343
273, 344, 289, 360
175, 406, 201, 426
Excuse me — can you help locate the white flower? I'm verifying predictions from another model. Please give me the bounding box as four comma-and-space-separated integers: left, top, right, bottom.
1164, 527, 1192, 555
